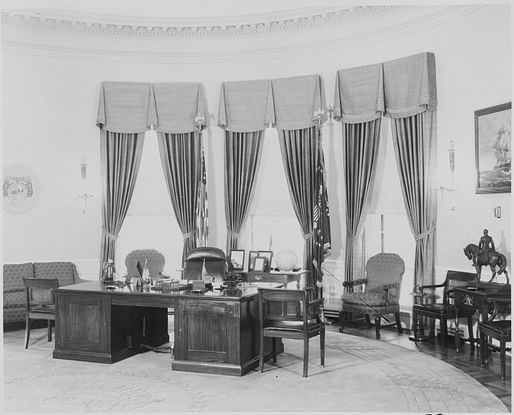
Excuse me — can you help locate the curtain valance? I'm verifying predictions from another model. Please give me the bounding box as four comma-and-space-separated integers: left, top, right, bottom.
153, 83, 208, 133
96, 82, 156, 133
333, 63, 384, 124
271, 74, 327, 130
383, 52, 437, 118
218, 80, 274, 132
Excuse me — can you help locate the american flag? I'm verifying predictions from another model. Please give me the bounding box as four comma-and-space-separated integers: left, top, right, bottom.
197, 142, 209, 247
312, 134, 331, 284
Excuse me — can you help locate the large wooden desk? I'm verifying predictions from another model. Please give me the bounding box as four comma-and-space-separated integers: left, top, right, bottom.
53, 280, 287, 376
453, 282, 511, 351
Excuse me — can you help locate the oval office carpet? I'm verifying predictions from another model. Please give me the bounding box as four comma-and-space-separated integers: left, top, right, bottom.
3, 327, 508, 414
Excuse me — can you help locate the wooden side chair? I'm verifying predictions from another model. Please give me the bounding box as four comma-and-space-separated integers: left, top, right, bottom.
478, 297, 511, 380
411, 270, 477, 345
23, 277, 59, 349
258, 287, 325, 377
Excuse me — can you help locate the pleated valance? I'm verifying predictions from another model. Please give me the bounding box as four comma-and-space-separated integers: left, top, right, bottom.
333, 63, 384, 124
271, 74, 327, 130
96, 82, 156, 133
383, 52, 437, 118
217, 79, 274, 132
153, 83, 208, 133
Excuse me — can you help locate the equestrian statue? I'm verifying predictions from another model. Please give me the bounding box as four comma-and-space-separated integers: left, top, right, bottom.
463, 229, 509, 285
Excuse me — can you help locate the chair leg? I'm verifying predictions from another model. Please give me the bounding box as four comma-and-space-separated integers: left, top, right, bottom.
303, 336, 309, 377
47, 320, 52, 342
320, 327, 325, 368
500, 340, 506, 381
395, 311, 402, 334
467, 315, 474, 346
375, 315, 381, 339
259, 330, 265, 373
24, 317, 31, 349
480, 331, 487, 367
441, 318, 448, 346
339, 310, 345, 333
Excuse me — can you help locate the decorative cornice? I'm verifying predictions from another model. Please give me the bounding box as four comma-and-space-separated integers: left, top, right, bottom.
1, 6, 396, 37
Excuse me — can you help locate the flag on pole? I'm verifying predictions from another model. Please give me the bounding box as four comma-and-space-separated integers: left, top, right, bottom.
197, 128, 209, 247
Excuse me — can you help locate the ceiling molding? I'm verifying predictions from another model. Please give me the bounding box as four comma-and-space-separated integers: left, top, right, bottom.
1, 5, 487, 63
1, 6, 396, 37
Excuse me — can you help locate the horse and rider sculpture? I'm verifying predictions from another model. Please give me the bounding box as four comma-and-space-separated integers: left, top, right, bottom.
463, 229, 509, 285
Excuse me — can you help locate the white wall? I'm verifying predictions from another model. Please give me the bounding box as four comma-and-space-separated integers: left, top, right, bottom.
2, 5, 511, 282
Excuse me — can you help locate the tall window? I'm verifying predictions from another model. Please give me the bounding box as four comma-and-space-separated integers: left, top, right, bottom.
115, 131, 183, 277
239, 128, 303, 269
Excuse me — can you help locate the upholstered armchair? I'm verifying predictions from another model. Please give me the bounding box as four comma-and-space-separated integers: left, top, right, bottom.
339, 253, 405, 339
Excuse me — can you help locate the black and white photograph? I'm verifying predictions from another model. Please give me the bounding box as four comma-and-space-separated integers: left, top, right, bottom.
1, 0, 512, 413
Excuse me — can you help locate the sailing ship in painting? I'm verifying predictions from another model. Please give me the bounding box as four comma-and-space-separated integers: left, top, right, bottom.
480, 122, 511, 191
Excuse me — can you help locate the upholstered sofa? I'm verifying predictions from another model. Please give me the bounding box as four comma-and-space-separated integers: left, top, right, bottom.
3, 261, 86, 328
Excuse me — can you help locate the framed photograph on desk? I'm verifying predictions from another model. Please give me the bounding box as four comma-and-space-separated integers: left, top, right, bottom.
248, 250, 259, 271
253, 256, 268, 272
258, 251, 273, 271
229, 249, 245, 271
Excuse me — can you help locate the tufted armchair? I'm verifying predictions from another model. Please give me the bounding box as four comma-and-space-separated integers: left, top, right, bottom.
339, 253, 405, 339
125, 249, 166, 279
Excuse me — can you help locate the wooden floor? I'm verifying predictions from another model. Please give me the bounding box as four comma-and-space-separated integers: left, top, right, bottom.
328, 319, 511, 411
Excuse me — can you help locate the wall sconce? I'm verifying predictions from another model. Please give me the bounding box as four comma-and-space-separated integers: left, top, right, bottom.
439, 140, 456, 209
78, 156, 93, 213
80, 156, 88, 180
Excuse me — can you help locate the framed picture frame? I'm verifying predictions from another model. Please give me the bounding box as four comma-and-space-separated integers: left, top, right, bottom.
229, 249, 245, 271
248, 250, 259, 271
253, 256, 268, 272
475, 102, 512, 194
258, 251, 273, 271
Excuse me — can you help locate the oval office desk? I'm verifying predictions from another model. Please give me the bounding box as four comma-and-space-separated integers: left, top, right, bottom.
53, 272, 304, 376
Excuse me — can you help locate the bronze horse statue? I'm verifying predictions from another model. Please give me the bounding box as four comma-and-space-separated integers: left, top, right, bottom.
463, 243, 509, 284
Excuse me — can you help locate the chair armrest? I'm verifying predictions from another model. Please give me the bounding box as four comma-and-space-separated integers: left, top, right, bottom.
382, 281, 401, 291
342, 278, 368, 288
3, 288, 24, 295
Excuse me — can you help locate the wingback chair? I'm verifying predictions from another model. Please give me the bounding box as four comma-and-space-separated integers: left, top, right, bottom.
339, 253, 405, 339
125, 249, 166, 279
183, 247, 227, 281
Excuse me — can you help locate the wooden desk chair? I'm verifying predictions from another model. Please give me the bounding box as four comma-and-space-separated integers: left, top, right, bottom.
258, 287, 325, 377
412, 270, 477, 345
23, 277, 59, 349
340, 253, 405, 339
478, 297, 511, 380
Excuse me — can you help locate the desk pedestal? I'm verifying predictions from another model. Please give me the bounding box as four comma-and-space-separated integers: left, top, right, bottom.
53, 291, 169, 363
173, 294, 281, 376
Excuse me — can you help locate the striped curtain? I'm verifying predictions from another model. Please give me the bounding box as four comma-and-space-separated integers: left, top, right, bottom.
278, 126, 320, 289
224, 130, 264, 253
343, 119, 382, 284
100, 131, 145, 274
390, 111, 437, 287
157, 131, 202, 265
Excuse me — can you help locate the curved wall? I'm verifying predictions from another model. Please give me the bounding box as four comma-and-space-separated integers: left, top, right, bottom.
2, 4, 511, 280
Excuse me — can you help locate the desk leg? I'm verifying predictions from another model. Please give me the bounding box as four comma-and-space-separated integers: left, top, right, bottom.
455, 311, 461, 352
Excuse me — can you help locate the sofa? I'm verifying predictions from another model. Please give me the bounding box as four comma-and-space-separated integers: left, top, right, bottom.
3, 261, 86, 328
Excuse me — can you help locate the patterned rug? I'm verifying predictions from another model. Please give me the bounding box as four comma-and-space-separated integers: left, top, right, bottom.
3, 327, 508, 413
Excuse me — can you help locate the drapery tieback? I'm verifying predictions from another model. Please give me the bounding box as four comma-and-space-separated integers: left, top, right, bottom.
415, 224, 436, 241
183, 229, 197, 240
228, 231, 240, 238
104, 231, 118, 241
303, 231, 314, 240
346, 230, 357, 242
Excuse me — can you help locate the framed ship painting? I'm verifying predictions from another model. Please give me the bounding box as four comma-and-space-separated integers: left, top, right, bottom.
475, 102, 511, 193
